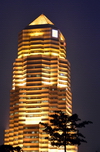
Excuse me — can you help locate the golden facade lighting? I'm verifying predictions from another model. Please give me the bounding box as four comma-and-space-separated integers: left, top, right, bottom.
4, 14, 76, 152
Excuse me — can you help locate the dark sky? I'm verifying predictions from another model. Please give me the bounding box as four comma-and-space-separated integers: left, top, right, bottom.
0, 1, 100, 152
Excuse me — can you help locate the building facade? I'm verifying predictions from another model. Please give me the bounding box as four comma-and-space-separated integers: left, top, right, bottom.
4, 14, 77, 152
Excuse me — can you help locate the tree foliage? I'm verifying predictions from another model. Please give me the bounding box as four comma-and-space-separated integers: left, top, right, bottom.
40, 111, 92, 152
0, 145, 23, 152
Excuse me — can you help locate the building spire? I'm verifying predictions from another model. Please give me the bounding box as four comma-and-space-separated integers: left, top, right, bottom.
29, 14, 54, 26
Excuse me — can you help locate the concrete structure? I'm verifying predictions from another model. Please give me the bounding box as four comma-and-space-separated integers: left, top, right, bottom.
4, 14, 76, 152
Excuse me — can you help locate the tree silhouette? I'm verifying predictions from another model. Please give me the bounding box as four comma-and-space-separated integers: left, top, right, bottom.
14, 146, 23, 152
0, 145, 14, 152
0, 145, 23, 152
40, 111, 92, 152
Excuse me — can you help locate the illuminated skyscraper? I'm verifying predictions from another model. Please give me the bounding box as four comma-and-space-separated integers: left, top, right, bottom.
4, 14, 76, 152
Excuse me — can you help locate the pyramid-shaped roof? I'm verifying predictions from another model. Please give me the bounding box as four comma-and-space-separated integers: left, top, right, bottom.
29, 14, 54, 26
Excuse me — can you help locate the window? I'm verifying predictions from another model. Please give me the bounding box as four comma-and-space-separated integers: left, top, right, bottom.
52, 29, 58, 38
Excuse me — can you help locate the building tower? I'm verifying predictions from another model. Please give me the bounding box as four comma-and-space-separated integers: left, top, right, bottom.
4, 14, 77, 152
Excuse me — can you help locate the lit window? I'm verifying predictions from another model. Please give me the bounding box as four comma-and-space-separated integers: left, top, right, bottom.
52, 29, 58, 38
62, 98, 66, 101
60, 73, 64, 76
42, 100, 48, 102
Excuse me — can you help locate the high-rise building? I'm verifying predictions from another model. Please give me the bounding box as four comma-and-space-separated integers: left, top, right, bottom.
4, 14, 77, 152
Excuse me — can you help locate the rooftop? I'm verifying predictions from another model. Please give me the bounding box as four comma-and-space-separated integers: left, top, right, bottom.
29, 14, 54, 26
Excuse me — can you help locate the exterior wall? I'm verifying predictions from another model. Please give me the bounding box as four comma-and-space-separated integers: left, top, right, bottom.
4, 15, 76, 152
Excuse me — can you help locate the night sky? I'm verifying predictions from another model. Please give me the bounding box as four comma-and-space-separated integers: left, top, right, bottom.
0, 1, 100, 152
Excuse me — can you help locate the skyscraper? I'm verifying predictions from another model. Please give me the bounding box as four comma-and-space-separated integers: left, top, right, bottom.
4, 14, 76, 152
